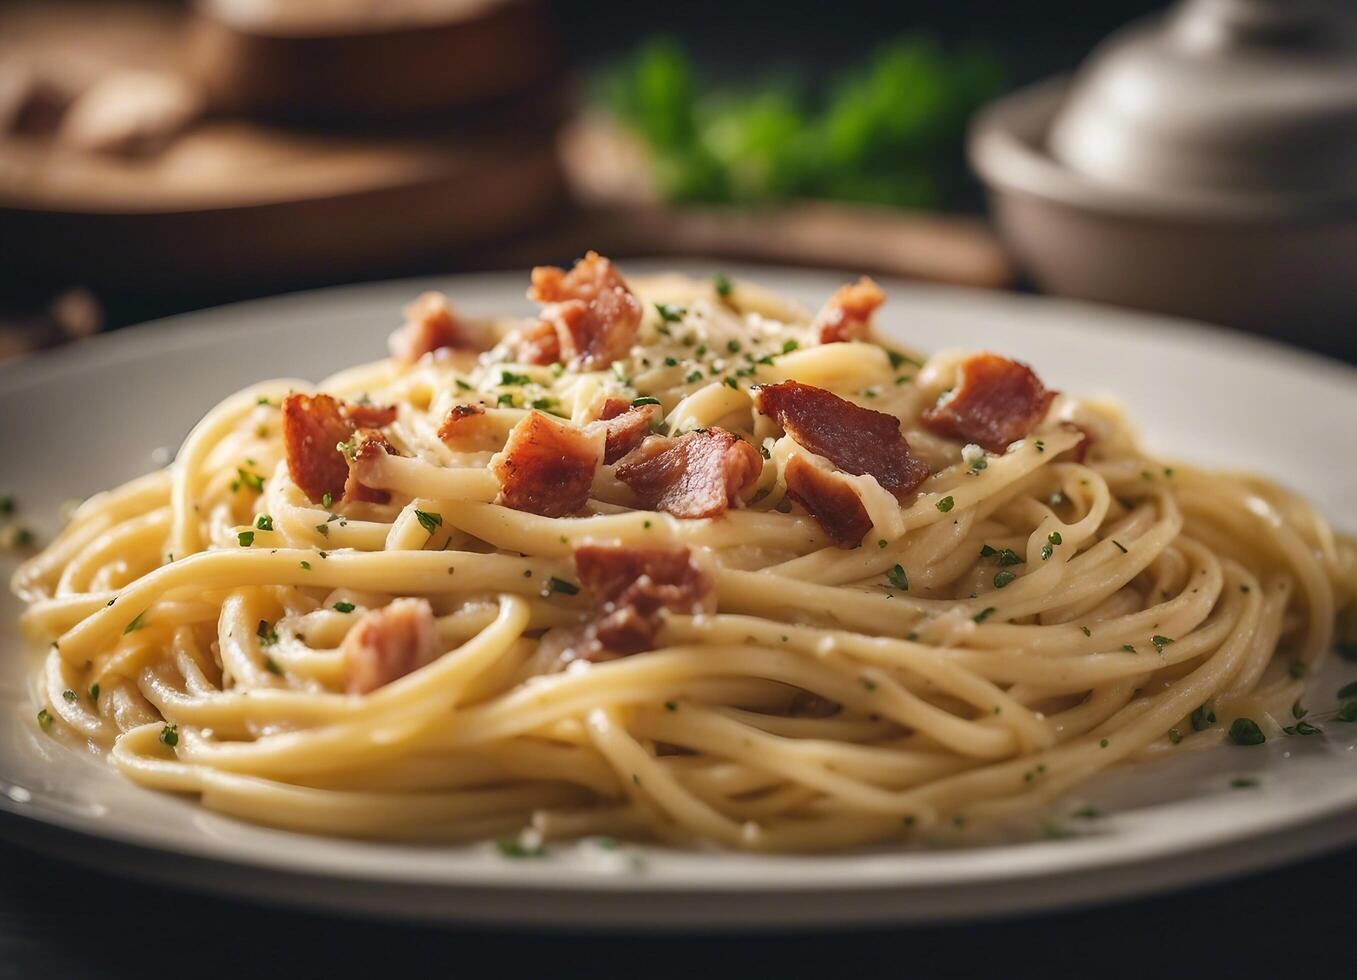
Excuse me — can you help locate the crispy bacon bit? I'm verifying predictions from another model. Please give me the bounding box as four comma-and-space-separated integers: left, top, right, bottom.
491, 412, 602, 518
515, 318, 561, 365
587, 400, 662, 464
614, 428, 762, 519
527, 251, 642, 370
342, 598, 439, 695
437, 404, 500, 452
755, 381, 929, 499
813, 276, 885, 344
343, 428, 395, 504
344, 402, 398, 428
388, 292, 476, 364
921, 353, 1057, 453
784, 456, 873, 548
554, 544, 715, 664
282, 393, 398, 504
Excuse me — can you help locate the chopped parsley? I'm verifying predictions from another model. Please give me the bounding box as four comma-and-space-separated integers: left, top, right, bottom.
299, 560, 311, 570
1122, 644, 1137, 654
414, 509, 443, 535
973, 607, 996, 624
663, 356, 679, 367
1228, 718, 1266, 746
685, 370, 704, 384
631, 396, 662, 407
36, 708, 53, 731
1230, 777, 1258, 789
781, 339, 799, 355
263, 657, 282, 676
334, 601, 356, 613
455, 378, 472, 391
886, 350, 921, 369
655, 302, 686, 323
496, 392, 516, 408
159, 723, 178, 748
1151, 634, 1174, 653
321, 492, 333, 509
1047, 531, 1062, 545
1040, 544, 1054, 561
256, 619, 279, 647
237, 530, 255, 547
314, 523, 329, 537
499, 369, 532, 386
235, 468, 264, 493
543, 577, 580, 597
993, 570, 1016, 589
936, 495, 955, 513
1168, 728, 1183, 744
89, 683, 100, 702
495, 837, 546, 858
122, 611, 147, 635
886, 564, 910, 591
62, 689, 76, 702
254, 514, 273, 531
1191, 704, 1216, 731
723, 376, 738, 390
712, 272, 733, 297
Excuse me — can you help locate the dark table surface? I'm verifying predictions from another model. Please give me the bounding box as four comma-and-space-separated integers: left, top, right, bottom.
1, 831, 1350, 979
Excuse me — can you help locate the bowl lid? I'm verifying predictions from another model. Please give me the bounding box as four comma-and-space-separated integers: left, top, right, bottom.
1048, 0, 1357, 210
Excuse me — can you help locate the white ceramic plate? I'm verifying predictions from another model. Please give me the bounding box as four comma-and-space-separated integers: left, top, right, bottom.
3, 262, 1356, 930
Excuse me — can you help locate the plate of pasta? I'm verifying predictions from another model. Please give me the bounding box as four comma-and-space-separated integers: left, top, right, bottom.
2, 256, 1356, 928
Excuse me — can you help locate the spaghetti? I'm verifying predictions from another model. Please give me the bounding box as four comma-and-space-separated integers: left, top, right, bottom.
13, 257, 1357, 851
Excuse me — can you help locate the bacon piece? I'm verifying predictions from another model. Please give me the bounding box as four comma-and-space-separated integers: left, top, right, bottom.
491, 412, 602, 518
344, 402, 398, 428
282, 393, 398, 504
342, 598, 440, 695
540, 544, 714, 666
921, 353, 1057, 453
614, 428, 762, 519
813, 276, 885, 344
784, 456, 873, 548
344, 428, 395, 504
527, 251, 642, 370
515, 318, 561, 365
755, 381, 929, 499
587, 399, 662, 465
437, 404, 500, 452
388, 292, 476, 364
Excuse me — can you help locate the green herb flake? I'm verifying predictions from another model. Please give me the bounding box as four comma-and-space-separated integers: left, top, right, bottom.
993, 570, 1016, 589
62, 689, 76, 702
973, 607, 996, 624
1080, 626, 1092, 637
1168, 728, 1183, 744
237, 530, 255, 547
1047, 531, 1062, 545
887, 564, 910, 591
314, 523, 329, 537
1151, 635, 1174, 653
299, 560, 311, 570
256, 619, 279, 648
544, 577, 580, 597
415, 509, 443, 535
36, 708, 53, 730
89, 683, 100, 703
1191, 704, 1216, 731
665, 701, 678, 712
321, 492, 333, 509
123, 611, 147, 635
1040, 544, 1053, 561
1122, 644, 1137, 653
1336, 680, 1357, 701
631, 396, 662, 407
1230, 777, 1258, 789
159, 723, 178, 748
1228, 717, 1266, 746
712, 273, 733, 297
936, 495, 955, 513
254, 514, 273, 531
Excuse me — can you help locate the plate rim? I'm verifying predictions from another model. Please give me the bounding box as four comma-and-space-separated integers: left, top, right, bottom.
4, 261, 1357, 925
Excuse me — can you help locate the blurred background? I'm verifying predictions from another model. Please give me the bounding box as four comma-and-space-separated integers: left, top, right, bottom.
1, 0, 1352, 362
